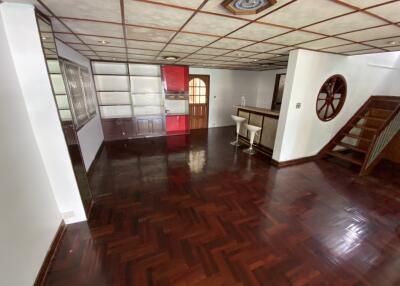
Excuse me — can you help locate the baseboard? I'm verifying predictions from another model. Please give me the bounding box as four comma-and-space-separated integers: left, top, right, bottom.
272, 155, 319, 167
34, 220, 66, 286
87, 141, 105, 177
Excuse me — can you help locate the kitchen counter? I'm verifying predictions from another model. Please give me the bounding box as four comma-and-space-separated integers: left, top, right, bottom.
234, 105, 279, 117
235, 105, 280, 155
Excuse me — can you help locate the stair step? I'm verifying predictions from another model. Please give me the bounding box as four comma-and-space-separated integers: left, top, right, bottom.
336, 142, 368, 153
342, 133, 372, 142
351, 124, 378, 132
369, 107, 394, 113
357, 115, 387, 122
326, 151, 364, 166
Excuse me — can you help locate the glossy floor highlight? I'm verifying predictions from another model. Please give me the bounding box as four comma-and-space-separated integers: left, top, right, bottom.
45, 127, 400, 286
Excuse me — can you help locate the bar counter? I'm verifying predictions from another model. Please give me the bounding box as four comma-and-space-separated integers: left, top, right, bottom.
234, 105, 280, 155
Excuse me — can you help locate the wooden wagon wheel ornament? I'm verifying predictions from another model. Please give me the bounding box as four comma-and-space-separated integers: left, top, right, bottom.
316, 75, 347, 121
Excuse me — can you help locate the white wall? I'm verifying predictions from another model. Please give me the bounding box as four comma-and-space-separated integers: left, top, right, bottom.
274, 49, 400, 162
189, 67, 284, 127
56, 40, 104, 171
255, 69, 286, 109
1, 3, 86, 223
0, 4, 62, 285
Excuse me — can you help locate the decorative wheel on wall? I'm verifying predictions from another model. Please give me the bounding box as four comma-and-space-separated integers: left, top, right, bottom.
316, 74, 347, 121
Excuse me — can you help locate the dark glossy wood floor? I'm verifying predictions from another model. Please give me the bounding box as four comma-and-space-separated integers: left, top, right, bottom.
45, 127, 400, 286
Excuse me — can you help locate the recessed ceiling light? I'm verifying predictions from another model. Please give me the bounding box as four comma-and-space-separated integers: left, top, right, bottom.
387, 40, 398, 45
274, 54, 281, 57
42, 36, 47, 40
253, 59, 258, 62
99, 40, 109, 44
163, 55, 179, 60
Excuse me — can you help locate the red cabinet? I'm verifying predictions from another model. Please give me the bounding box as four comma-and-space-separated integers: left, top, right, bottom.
166, 115, 189, 134
161, 65, 189, 98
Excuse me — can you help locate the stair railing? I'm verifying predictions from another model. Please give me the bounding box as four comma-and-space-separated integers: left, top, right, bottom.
360, 104, 400, 175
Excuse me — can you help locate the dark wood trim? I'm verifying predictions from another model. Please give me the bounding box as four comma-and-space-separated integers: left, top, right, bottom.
272, 155, 319, 167
271, 73, 286, 110
87, 141, 105, 177
34, 221, 66, 286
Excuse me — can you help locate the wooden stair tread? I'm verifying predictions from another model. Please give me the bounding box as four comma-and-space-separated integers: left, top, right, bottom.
351, 124, 378, 132
368, 107, 394, 113
326, 151, 364, 166
357, 115, 387, 122
336, 142, 368, 153
342, 133, 372, 142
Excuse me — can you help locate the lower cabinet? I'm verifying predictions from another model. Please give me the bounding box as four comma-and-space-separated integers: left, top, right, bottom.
102, 116, 165, 141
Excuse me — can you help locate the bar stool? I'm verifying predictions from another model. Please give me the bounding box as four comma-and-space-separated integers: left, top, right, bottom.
243, 124, 262, 155
231, 115, 246, 146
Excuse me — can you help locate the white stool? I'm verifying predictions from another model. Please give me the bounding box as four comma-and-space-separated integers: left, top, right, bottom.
243, 124, 262, 155
231, 115, 246, 146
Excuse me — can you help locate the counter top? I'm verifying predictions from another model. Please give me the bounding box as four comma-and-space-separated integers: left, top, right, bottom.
235, 106, 280, 117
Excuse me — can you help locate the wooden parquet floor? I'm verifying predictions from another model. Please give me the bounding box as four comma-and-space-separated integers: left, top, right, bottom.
45, 127, 400, 286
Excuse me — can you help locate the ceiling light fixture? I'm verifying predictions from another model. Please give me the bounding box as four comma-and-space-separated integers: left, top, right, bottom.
42, 36, 47, 40
163, 55, 179, 61
99, 40, 109, 44
387, 40, 398, 45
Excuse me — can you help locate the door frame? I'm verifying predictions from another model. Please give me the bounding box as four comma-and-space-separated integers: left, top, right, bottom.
189, 74, 210, 129
271, 73, 286, 110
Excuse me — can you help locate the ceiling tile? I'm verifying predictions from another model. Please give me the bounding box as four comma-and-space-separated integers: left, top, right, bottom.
159, 51, 189, 58
183, 13, 247, 36
54, 33, 83, 44
229, 23, 290, 41
128, 54, 157, 60
197, 47, 229, 55
200, 0, 295, 20
164, 44, 200, 53
79, 35, 125, 46
96, 51, 126, 58
51, 18, 70, 33
339, 25, 400, 42
212, 56, 239, 61
338, 0, 389, 9
259, 0, 353, 28
62, 19, 124, 37
223, 50, 257, 57
384, 45, 400, 52
67, 43, 90, 50
185, 54, 216, 60
322, 43, 374, 53
296, 37, 352, 49
266, 46, 294, 55
249, 53, 282, 59
241, 42, 284, 52
125, 26, 174, 42
128, 49, 159, 56
79, 50, 97, 56
43, 0, 122, 22
209, 38, 253, 49
268, 31, 324, 45
364, 37, 400, 47
90, 45, 126, 53
146, 0, 204, 9
305, 12, 386, 35
126, 40, 165, 50
124, 1, 193, 30
367, 2, 400, 23
345, 48, 384, 55
172, 33, 219, 46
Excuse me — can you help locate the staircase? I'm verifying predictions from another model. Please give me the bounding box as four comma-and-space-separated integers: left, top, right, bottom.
320, 96, 400, 175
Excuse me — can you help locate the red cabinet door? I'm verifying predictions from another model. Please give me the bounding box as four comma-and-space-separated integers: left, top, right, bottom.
162, 65, 189, 94
166, 115, 189, 134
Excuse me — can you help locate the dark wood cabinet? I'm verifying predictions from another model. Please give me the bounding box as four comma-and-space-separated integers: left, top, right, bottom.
135, 116, 165, 136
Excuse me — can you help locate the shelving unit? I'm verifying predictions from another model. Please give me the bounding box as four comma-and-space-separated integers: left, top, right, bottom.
92, 61, 166, 140
47, 59, 72, 122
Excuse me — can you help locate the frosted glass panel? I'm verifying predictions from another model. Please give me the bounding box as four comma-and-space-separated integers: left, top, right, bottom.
98, 92, 130, 105
133, 106, 163, 116
95, 75, 129, 91
165, 99, 188, 114
56, 95, 69, 109
59, 109, 72, 121
92, 62, 127, 75
131, 76, 162, 93
129, 64, 160, 76
47, 60, 61, 73
132, 93, 162, 106
100, 105, 132, 118
50, 74, 67, 94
